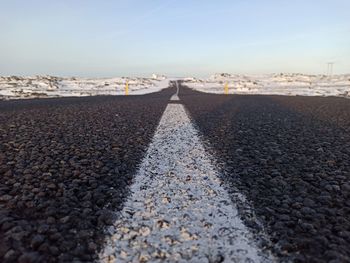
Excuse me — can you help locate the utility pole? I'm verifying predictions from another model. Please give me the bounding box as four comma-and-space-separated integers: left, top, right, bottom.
327, 62, 334, 77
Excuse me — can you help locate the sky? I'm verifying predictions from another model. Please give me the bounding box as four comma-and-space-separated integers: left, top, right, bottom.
0, 0, 349, 77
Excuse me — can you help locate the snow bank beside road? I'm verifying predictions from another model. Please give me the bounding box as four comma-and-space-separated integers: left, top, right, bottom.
3, 73, 349, 99
184, 73, 350, 97
0, 75, 169, 100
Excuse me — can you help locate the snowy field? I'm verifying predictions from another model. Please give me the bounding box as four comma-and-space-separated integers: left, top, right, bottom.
0, 74, 169, 100
1, 73, 350, 100
184, 73, 350, 97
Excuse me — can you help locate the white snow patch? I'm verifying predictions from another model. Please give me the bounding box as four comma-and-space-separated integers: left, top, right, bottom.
184, 73, 350, 97
0, 75, 171, 100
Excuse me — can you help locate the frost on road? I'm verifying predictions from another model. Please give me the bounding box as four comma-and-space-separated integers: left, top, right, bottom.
99, 95, 273, 262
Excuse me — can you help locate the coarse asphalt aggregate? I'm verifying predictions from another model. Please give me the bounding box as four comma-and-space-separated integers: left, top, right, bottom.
0, 88, 175, 262
179, 84, 350, 263
1, 83, 350, 262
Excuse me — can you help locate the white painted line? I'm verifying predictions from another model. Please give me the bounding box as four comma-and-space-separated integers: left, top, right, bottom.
99, 102, 274, 262
175, 81, 179, 96
170, 94, 180, 101
170, 81, 180, 101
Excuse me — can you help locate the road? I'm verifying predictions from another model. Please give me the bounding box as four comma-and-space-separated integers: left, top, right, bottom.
0, 82, 350, 262
180, 84, 350, 263
0, 89, 174, 262
99, 93, 273, 262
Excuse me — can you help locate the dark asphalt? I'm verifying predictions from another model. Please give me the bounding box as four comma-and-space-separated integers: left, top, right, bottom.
1, 84, 350, 263
179, 85, 350, 262
0, 88, 175, 262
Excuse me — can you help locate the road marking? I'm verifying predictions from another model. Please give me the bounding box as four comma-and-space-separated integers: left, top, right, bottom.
175, 81, 179, 96
170, 94, 179, 101
170, 81, 180, 101
99, 101, 274, 262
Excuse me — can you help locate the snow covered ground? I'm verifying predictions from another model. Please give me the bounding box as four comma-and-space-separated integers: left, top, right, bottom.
0, 74, 169, 100
2, 73, 350, 100
184, 73, 350, 97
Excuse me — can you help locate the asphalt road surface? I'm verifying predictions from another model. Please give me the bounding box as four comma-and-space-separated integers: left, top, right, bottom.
180, 84, 350, 263
0, 88, 174, 262
0, 83, 350, 262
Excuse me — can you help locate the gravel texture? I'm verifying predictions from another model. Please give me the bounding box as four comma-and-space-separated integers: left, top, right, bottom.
100, 101, 273, 263
179, 85, 350, 263
0, 89, 174, 262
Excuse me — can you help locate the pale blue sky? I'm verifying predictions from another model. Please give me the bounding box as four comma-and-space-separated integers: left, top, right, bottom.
0, 0, 349, 77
